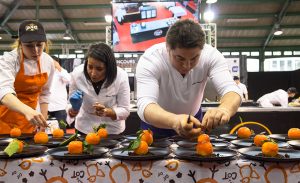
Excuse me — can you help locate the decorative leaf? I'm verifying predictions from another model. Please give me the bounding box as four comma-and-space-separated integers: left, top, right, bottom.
59, 120, 67, 129
4, 139, 20, 157
122, 139, 141, 153
93, 124, 107, 133
59, 130, 78, 146
239, 116, 244, 123
83, 141, 94, 154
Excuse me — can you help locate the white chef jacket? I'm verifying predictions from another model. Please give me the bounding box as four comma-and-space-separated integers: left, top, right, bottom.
48, 68, 71, 111
237, 83, 248, 99
136, 42, 242, 122
69, 65, 130, 134
257, 89, 288, 107
0, 49, 55, 103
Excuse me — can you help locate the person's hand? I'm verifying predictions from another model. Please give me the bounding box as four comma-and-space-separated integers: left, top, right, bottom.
23, 108, 48, 128
69, 90, 83, 111
172, 114, 203, 139
201, 107, 230, 131
93, 102, 107, 117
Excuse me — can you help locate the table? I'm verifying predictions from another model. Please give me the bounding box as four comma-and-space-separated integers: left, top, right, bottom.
1, 149, 300, 182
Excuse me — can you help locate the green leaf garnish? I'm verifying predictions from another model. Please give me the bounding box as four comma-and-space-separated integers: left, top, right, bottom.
93, 124, 107, 133
59, 120, 67, 129
4, 139, 20, 157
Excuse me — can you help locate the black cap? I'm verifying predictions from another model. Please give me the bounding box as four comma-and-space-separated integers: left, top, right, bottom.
233, 76, 239, 80
18, 20, 46, 42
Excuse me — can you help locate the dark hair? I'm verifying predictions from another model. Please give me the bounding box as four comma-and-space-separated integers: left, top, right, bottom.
51, 55, 61, 65
287, 87, 297, 94
83, 43, 117, 88
166, 19, 205, 50
233, 76, 239, 80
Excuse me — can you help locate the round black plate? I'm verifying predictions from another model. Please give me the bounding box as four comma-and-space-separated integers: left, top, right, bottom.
269, 134, 294, 142
111, 147, 171, 160
176, 140, 229, 148
0, 145, 47, 159
0, 134, 34, 140
231, 139, 288, 148
220, 134, 254, 141
174, 147, 237, 161
0, 138, 12, 146
47, 146, 108, 160
96, 139, 119, 148
48, 134, 73, 139
238, 147, 300, 162
27, 137, 66, 148
170, 135, 218, 142
287, 140, 300, 150
121, 140, 172, 148
107, 134, 123, 141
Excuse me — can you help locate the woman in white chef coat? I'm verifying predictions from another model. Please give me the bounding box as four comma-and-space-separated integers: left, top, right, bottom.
0, 20, 54, 134
67, 43, 130, 134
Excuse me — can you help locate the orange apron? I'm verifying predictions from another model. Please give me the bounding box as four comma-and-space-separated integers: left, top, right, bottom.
0, 50, 48, 134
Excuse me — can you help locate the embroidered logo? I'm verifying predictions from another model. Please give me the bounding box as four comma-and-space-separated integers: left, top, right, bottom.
25, 24, 38, 31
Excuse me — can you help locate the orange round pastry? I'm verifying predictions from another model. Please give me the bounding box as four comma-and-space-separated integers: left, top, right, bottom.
68, 141, 83, 154
52, 128, 64, 138
288, 128, 300, 140
140, 130, 153, 146
10, 127, 21, 137
85, 132, 100, 145
237, 127, 252, 139
134, 140, 149, 155
196, 142, 213, 156
262, 141, 278, 157
97, 128, 108, 138
34, 132, 49, 144
17, 140, 24, 153
253, 134, 268, 147
197, 134, 210, 143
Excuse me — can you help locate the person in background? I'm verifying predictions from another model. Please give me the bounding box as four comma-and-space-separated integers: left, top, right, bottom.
48, 56, 71, 129
136, 19, 242, 139
67, 43, 130, 135
0, 20, 54, 134
233, 76, 248, 101
257, 87, 297, 107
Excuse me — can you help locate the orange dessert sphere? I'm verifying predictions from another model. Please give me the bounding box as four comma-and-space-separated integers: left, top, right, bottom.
134, 140, 149, 155
10, 127, 21, 137
17, 140, 24, 153
68, 141, 83, 154
196, 142, 213, 156
85, 133, 100, 145
34, 132, 49, 144
237, 127, 252, 139
262, 141, 278, 157
52, 128, 64, 138
140, 130, 153, 146
288, 128, 300, 140
197, 134, 210, 143
97, 128, 108, 138
253, 134, 268, 147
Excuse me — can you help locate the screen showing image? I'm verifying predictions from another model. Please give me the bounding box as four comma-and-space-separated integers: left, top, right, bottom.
112, 1, 198, 52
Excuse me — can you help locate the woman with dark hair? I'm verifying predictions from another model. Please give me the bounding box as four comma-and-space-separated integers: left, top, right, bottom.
67, 43, 130, 134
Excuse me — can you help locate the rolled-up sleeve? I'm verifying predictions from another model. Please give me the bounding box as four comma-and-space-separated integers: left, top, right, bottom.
208, 50, 243, 99
136, 54, 160, 122
0, 51, 18, 102
112, 69, 130, 120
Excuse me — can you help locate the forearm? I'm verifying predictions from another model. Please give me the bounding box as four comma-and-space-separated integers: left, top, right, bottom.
144, 103, 177, 129
245, 94, 249, 100
39, 103, 49, 120
105, 108, 117, 120
218, 91, 241, 117
1, 93, 32, 115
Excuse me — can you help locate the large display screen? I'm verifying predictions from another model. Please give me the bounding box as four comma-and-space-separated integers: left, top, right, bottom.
112, 1, 198, 52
